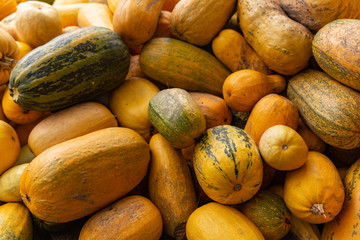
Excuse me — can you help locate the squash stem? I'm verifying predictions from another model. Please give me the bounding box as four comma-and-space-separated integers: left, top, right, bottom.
0, 56, 17, 69
310, 203, 326, 217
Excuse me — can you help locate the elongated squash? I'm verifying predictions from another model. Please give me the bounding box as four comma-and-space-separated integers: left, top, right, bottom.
140, 38, 231, 96
28, 102, 118, 156
287, 69, 360, 150
9, 26, 130, 112
148, 133, 197, 238
322, 159, 360, 239
20, 127, 150, 223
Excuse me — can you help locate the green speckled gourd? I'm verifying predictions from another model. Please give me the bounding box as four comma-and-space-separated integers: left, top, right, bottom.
192, 125, 263, 205
9, 26, 130, 112
148, 88, 206, 149
287, 69, 360, 150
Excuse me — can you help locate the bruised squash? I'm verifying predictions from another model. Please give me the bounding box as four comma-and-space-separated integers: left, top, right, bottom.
237, 0, 313, 75
170, 0, 236, 46
223, 70, 287, 112
28, 102, 118, 156
20, 127, 150, 223
148, 133, 197, 238
284, 151, 345, 224
212, 29, 272, 74
79, 195, 163, 240
244, 94, 299, 146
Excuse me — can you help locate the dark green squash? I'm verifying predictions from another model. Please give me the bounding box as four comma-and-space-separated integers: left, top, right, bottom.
287, 69, 360, 150
9, 26, 130, 112
235, 191, 292, 240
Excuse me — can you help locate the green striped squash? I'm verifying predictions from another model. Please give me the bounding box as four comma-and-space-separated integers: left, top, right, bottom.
148, 88, 206, 149
9, 26, 130, 112
287, 69, 360, 150
193, 125, 263, 205
139, 38, 231, 96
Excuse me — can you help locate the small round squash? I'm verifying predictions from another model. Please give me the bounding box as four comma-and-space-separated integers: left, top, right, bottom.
0, 120, 20, 175
79, 195, 163, 240
259, 125, 308, 171
148, 88, 206, 149
15, 1, 63, 48
193, 125, 263, 205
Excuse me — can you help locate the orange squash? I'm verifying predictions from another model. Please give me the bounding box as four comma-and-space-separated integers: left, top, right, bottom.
162, 0, 180, 11
125, 55, 147, 80
15, 1, 63, 48
284, 151, 345, 224
21, 127, 150, 223
322, 159, 360, 239
0, 120, 20, 175
297, 117, 327, 153
0, 28, 18, 85
77, 3, 113, 30
151, 10, 174, 39
62, 25, 79, 33
148, 133, 197, 238
107, 0, 118, 13
0, 84, 8, 122
79, 195, 163, 240
193, 125, 263, 205
189, 92, 232, 129
223, 69, 287, 112
2, 87, 44, 125
186, 202, 265, 240
13, 41, 32, 61
113, 0, 165, 50
0, 15, 19, 42
0, 0, 17, 21
244, 94, 299, 146
53, 0, 88, 5
170, 0, 236, 46
259, 125, 308, 171
212, 29, 272, 74
28, 102, 118, 156
0, 202, 33, 239
54, 3, 88, 28
109, 77, 159, 142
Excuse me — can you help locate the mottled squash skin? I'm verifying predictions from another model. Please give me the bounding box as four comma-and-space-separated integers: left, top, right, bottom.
238, 0, 313, 75
193, 125, 263, 205
20, 127, 150, 223
148, 133, 197, 238
79, 195, 163, 240
170, 0, 236, 46
322, 159, 360, 240
313, 19, 360, 91
287, 69, 360, 150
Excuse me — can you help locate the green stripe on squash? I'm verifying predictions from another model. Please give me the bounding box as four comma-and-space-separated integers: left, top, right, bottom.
9, 26, 130, 112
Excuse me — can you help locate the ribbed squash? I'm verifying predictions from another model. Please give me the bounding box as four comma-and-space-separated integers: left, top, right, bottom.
0, 27, 18, 85
237, 0, 313, 75
193, 125, 263, 205
9, 26, 130, 112
244, 94, 299, 146
170, 0, 236, 46
312, 19, 360, 91
15, 1, 63, 48
139, 37, 231, 96
77, 3, 113, 30
284, 151, 345, 224
189, 92, 232, 129
2, 87, 44, 125
148, 133, 197, 238
0, 202, 33, 240
79, 195, 163, 240
321, 159, 360, 239
28, 102, 118, 156
186, 202, 265, 240
113, 0, 164, 50
20, 127, 150, 223
287, 69, 360, 150
212, 29, 272, 74
235, 191, 292, 240
148, 88, 206, 149
0, 120, 20, 175
223, 70, 287, 112
0, 163, 28, 202
109, 77, 159, 142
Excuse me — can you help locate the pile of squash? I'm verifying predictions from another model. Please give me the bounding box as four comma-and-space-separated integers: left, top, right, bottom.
0, 0, 359, 239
